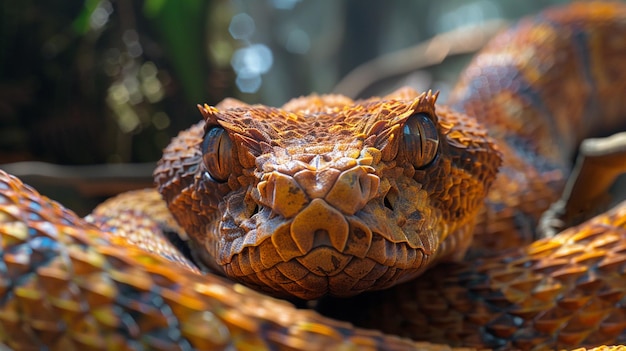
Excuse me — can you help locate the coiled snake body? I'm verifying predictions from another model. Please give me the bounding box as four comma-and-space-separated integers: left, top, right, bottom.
2, 2, 626, 350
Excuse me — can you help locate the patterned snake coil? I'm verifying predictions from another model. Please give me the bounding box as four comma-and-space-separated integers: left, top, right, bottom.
1, 2, 626, 350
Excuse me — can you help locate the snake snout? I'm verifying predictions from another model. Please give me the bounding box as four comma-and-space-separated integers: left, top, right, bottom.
324, 166, 380, 216
262, 165, 380, 257
258, 165, 380, 218
223, 165, 407, 299
290, 198, 349, 253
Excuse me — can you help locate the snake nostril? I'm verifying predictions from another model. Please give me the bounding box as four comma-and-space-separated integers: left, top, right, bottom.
384, 188, 398, 211
250, 204, 259, 216
384, 196, 394, 211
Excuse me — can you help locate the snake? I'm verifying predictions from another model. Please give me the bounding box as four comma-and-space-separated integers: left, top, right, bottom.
1, 2, 626, 350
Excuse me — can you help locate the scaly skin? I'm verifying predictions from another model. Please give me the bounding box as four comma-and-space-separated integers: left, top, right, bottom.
452, 2, 626, 256
321, 200, 626, 349
0, 171, 424, 350
1, 2, 626, 350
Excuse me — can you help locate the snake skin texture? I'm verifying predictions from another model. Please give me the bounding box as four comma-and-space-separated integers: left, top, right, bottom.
1, 2, 626, 350
0, 172, 426, 350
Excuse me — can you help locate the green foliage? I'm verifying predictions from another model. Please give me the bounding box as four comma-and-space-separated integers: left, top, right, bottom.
72, 0, 101, 34
143, 0, 208, 104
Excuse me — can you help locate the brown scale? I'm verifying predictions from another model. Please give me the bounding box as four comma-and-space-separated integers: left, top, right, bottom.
0, 171, 426, 350
1, 2, 626, 351
321, 202, 626, 350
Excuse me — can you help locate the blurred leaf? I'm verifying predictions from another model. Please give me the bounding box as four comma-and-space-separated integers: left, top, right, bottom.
143, 0, 167, 17
143, 0, 208, 104
72, 0, 101, 34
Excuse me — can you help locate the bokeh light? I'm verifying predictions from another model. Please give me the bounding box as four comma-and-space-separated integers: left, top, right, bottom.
229, 13, 274, 93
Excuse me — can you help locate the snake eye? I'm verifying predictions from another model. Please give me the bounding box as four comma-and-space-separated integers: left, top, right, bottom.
403, 113, 439, 168
202, 126, 234, 182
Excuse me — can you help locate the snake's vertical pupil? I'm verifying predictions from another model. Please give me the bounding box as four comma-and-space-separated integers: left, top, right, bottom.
403, 113, 439, 168
202, 126, 234, 182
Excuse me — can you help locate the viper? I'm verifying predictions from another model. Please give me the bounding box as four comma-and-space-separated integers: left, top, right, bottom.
1, 2, 626, 350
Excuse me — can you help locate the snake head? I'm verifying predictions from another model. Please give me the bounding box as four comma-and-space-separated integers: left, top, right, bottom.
155, 87, 501, 299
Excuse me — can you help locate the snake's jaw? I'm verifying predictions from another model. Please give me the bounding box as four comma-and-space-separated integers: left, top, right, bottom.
158, 88, 501, 299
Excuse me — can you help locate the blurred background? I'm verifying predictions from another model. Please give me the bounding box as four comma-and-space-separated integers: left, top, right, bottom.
0, 0, 575, 214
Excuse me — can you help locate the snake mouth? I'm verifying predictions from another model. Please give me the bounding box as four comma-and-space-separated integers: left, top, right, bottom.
218, 199, 436, 299
223, 230, 433, 299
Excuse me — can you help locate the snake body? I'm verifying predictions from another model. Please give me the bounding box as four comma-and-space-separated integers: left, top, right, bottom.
1, 2, 626, 350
